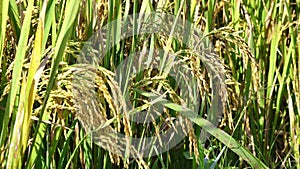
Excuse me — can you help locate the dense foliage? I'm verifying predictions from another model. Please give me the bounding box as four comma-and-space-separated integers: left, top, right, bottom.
0, 0, 299, 168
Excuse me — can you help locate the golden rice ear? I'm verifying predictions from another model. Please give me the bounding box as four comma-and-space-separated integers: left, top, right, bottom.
71, 64, 152, 168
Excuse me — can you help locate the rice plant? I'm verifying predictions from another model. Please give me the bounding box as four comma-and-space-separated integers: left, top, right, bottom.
0, 0, 299, 168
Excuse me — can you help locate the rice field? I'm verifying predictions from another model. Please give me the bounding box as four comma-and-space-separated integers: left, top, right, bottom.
0, 0, 299, 168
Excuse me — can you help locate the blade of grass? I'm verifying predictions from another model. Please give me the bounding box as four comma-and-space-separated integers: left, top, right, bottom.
265, 23, 281, 157
42, 0, 55, 48
190, 116, 269, 169
8, 0, 21, 41
287, 80, 300, 169
25, 1, 56, 167
22, 0, 47, 156
205, 0, 216, 33
57, 119, 77, 169
6, 74, 26, 168
26, 0, 81, 167
0, 0, 9, 68
0, 0, 35, 150
135, 89, 268, 168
